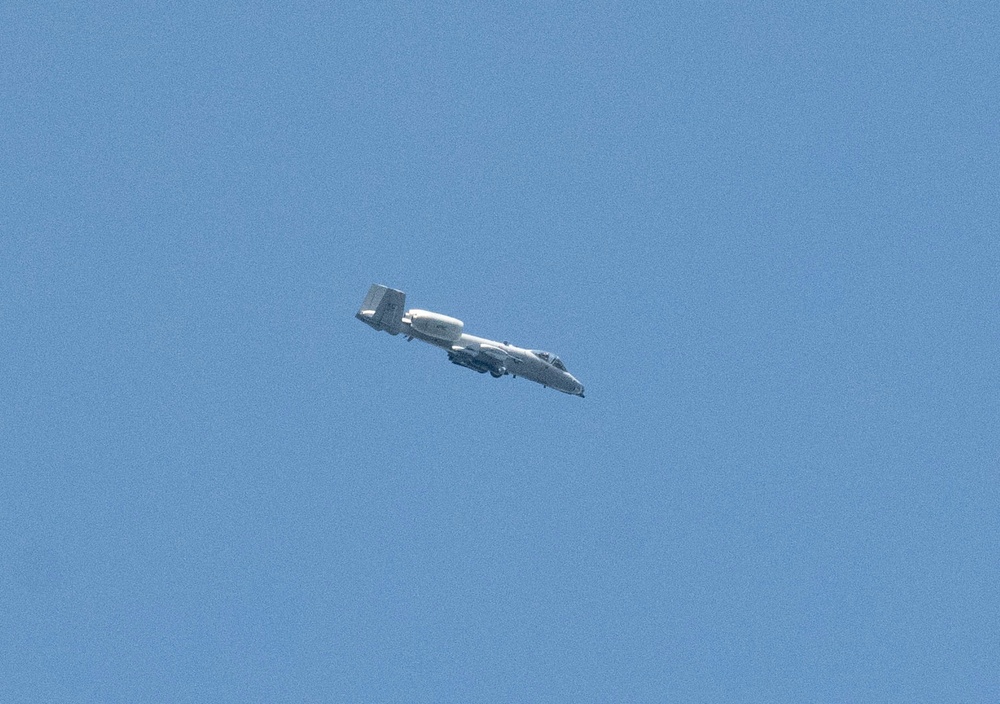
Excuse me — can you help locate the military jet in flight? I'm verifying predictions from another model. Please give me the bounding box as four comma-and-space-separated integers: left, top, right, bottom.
356, 284, 585, 397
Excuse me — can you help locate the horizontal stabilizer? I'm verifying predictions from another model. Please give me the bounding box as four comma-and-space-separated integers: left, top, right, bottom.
356, 284, 406, 335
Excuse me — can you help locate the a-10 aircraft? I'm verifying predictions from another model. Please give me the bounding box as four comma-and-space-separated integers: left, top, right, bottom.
356, 284, 585, 397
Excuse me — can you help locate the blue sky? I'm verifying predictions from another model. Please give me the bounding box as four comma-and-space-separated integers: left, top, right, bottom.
3, 2, 998, 701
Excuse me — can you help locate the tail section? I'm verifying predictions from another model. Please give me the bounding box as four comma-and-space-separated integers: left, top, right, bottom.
356, 284, 406, 335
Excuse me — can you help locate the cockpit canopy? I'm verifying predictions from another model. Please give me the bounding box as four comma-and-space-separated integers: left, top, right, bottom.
531, 350, 567, 371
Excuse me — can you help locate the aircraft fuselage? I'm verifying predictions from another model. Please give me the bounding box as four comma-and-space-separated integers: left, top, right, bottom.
356, 284, 585, 397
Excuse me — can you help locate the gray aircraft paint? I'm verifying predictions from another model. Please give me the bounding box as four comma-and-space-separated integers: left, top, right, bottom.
356, 284, 585, 397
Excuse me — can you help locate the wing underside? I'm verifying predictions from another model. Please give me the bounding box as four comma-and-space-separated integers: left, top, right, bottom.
447, 345, 509, 376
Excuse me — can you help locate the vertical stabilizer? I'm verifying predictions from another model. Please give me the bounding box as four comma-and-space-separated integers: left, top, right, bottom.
356, 284, 406, 335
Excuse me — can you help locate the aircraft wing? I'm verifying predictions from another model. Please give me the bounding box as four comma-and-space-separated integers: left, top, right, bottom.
448, 343, 510, 375
356, 284, 405, 335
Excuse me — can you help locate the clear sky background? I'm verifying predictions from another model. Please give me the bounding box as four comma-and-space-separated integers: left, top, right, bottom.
3, 2, 998, 702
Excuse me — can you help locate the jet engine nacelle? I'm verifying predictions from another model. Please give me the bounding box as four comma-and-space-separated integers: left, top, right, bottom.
407, 309, 464, 342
